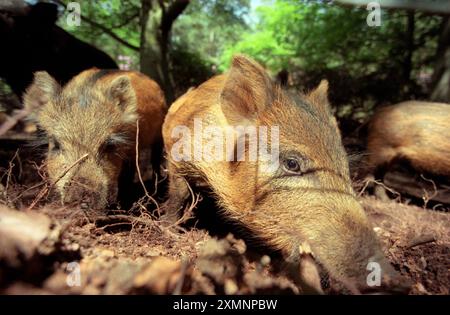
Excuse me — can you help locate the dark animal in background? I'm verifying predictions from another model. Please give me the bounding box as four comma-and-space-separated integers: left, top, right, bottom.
0, 1, 117, 98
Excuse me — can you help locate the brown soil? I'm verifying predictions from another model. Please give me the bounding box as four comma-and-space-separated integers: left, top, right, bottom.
362, 197, 449, 294
0, 194, 448, 295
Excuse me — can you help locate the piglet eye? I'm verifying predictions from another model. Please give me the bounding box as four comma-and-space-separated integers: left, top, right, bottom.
100, 139, 117, 155
50, 138, 61, 153
283, 157, 301, 173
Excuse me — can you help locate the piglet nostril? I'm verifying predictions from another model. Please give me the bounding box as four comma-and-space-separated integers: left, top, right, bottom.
79, 190, 99, 209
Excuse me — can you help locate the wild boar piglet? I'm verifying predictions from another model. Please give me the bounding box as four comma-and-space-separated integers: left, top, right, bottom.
162, 55, 410, 293
24, 69, 166, 209
367, 101, 450, 179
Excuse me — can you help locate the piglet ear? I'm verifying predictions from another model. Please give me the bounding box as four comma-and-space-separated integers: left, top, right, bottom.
23, 71, 60, 113
108, 76, 138, 123
220, 55, 275, 125
308, 79, 330, 112
109, 76, 134, 106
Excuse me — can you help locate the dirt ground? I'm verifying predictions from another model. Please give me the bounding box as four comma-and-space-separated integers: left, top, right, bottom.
0, 193, 448, 295
0, 139, 449, 295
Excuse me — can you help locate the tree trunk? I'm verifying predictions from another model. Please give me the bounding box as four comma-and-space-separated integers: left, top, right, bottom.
139, 0, 170, 102
430, 17, 450, 103
403, 11, 415, 92
139, 0, 189, 104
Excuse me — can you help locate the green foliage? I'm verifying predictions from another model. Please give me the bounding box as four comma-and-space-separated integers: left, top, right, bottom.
58, 0, 250, 73
54, 0, 442, 114
58, 0, 141, 68
220, 0, 442, 118
221, 1, 441, 74
172, 0, 251, 65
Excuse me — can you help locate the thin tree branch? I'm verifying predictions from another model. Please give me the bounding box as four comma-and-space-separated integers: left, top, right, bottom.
79, 15, 140, 51
54, 0, 140, 51
161, 0, 190, 35
112, 11, 139, 29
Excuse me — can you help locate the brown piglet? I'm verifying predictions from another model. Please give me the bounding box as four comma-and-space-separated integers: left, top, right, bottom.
367, 101, 450, 178
161, 55, 410, 294
24, 69, 166, 209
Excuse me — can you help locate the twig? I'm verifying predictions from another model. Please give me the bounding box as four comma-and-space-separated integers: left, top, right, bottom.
153, 172, 158, 196
9, 181, 46, 203
27, 154, 89, 210
10, 161, 48, 203
4, 150, 18, 203
51, 154, 89, 187
420, 174, 438, 208
135, 120, 148, 196
357, 177, 372, 197
0, 109, 29, 136
166, 178, 200, 228
406, 235, 436, 249
358, 176, 401, 200
135, 120, 160, 212
432, 203, 444, 211
98, 221, 132, 231
95, 214, 181, 240
31, 160, 48, 181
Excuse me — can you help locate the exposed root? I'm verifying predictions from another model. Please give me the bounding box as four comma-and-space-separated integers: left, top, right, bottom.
166, 178, 200, 229
1, 150, 21, 206
357, 176, 401, 201
8, 161, 48, 205
27, 153, 89, 210
420, 174, 438, 209
135, 119, 160, 213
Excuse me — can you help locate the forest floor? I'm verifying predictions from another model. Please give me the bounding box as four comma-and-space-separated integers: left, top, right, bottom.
0, 193, 448, 295
0, 136, 449, 295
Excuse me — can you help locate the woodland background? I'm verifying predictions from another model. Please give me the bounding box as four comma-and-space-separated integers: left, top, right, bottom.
1, 0, 449, 128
